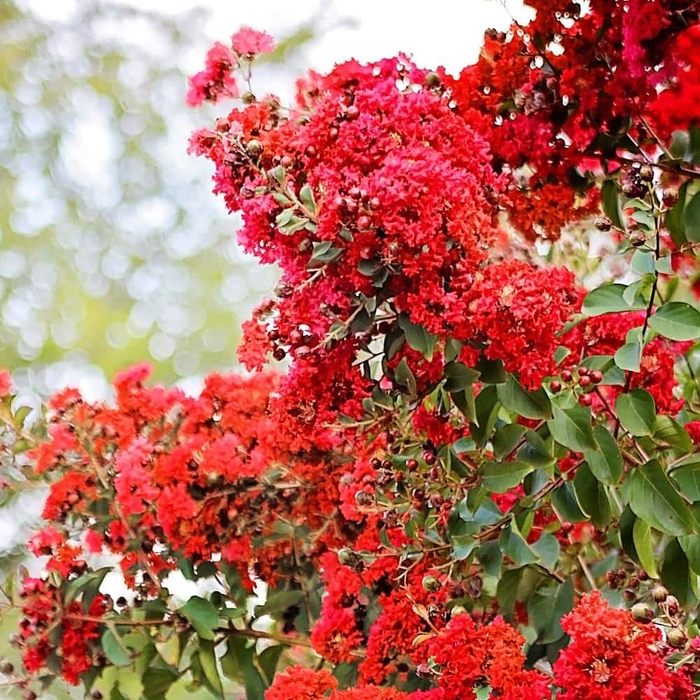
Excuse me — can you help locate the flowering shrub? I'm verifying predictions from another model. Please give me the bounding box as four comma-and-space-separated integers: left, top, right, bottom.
1, 2, 700, 698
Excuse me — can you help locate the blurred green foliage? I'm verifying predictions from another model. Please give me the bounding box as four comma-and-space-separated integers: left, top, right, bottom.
0, 0, 285, 390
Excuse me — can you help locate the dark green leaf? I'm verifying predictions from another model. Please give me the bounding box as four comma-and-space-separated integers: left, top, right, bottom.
648, 302, 700, 341
683, 189, 700, 243
496, 568, 523, 616
444, 362, 480, 393
470, 385, 500, 447
528, 579, 574, 644
547, 404, 596, 452
662, 538, 697, 606
493, 424, 527, 461
551, 480, 589, 523
626, 459, 695, 536
393, 357, 417, 396
616, 389, 656, 437
601, 179, 624, 230
255, 590, 305, 619
574, 463, 612, 528
497, 376, 552, 419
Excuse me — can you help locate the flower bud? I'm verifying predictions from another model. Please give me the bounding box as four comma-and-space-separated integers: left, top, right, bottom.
338, 548, 358, 566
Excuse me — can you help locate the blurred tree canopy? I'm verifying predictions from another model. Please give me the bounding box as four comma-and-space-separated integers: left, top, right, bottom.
0, 0, 288, 393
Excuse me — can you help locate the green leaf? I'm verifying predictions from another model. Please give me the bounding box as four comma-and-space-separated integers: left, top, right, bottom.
648, 302, 700, 341
497, 376, 551, 419
500, 520, 539, 566
614, 340, 642, 373
581, 284, 646, 316
531, 532, 561, 570
662, 538, 697, 607
470, 385, 500, 447
551, 480, 589, 523
444, 362, 480, 393
102, 627, 132, 668
547, 404, 596, 452
481, 460, 535, 494
199, 639, 224, 699
626, 460, 695, 536
574, 463, 611, 528
496, 568, 524, 616
680, 534, 700, 576
258, 645, 284, 685
631, 250, 655, 275
308, 240, 342, 267
398, 313, 438, 361
178, 596, 219, 641
632, 518, 659, 578
254, 589, 305, 619
528, 579, 574, 644
393, 357, 417, 396
683, 189, 700, 242
654, 415, 694, 453
141, 668, 178, 700
493, 424, 527, 461
615, 389, 656, 437
619, 505, 641, 568
601, 179, 624, 230
299, 184, 317, 214
585, 426, 623, 485
671, 460, 700, 501
222, 638, 266, 700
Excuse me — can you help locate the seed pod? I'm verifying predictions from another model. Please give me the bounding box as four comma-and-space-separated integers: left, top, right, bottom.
631, 602, 654, 623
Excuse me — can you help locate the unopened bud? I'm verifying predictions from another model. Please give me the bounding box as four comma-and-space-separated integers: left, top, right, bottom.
246, 139, 263, 157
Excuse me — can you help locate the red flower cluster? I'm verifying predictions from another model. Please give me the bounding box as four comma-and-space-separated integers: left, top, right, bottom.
18, 578, 108, 685
554, 591, 693, 699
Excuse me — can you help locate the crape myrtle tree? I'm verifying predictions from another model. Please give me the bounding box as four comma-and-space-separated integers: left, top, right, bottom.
1, 0, 700, 698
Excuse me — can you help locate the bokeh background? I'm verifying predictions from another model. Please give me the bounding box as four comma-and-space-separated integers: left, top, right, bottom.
0, 0, 526, 696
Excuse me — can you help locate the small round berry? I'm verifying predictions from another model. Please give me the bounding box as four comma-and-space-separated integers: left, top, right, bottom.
304, 145, 318, 158
590, 370, 603, 384
561, 369, 573, 383
349, 186, 362, 199
354, 490, 373, 506
329, 127, 339, 139
406, 458, 419, 471
272, 347, 286, 361
0, 659, 14, 674
370, 197, 381, 209
412, 488, 425, 501
422, 450, 437, 466
622, 588, 636, 602
346, 104, 360, 120
638, 569, 649, 581
241, 91, 256, 104
549, 380, 562, 393
425, 71, 441, 88
578, 375, 592, 388
666, 595, 680, 615
370, 457, 382, 470
578, 366, 589, 377
579, 393, 592, 407
280, 155, 294, 168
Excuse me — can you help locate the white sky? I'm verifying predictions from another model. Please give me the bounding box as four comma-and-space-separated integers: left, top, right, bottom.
28, 0, 529, 75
